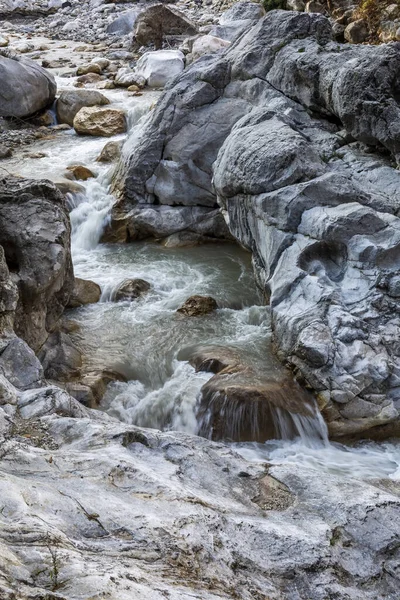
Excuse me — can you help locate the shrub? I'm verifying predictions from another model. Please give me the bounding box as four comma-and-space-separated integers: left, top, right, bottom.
263, 0, 286, 12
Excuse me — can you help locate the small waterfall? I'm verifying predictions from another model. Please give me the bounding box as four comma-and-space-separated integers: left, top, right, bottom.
70, 175, 115, 255
197, 389, 328, 446
273, 405, 329, 447
68, 96, 157, 262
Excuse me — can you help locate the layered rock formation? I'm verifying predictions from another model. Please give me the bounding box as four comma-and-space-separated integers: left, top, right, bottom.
114, 9, 400, 437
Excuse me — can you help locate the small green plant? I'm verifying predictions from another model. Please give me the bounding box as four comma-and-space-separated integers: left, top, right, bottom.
263, 0, 286, 12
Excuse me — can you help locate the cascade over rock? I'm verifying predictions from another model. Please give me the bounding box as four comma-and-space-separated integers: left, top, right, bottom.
113, 9, 400, 437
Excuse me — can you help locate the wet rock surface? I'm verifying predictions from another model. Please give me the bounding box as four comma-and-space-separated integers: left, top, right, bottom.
114, 277, 151, 301
177, 295, 218, 316
68, 277, 101, 308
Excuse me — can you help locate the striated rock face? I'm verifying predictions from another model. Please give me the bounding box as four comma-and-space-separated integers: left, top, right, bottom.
0, 54, 56, 118
0, 177, 73, 354
0, 389, 399, 600
114, 9, 400, 437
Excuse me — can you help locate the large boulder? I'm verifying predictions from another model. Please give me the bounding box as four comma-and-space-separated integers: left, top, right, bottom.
135, 50, 185, 88
74, 106, 127, 136
134, 4, 197, 49
112, 10, 400, 437
0, 177, 73, 353
191, 345, 317, 442
0, 54, 56, 118
56, 89, 110, 126
106, 9, 139, 35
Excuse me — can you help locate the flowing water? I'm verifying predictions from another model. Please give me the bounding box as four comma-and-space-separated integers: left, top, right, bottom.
5, 74, 400, 482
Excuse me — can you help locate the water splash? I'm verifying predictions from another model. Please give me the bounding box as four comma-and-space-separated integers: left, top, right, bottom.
101, 361, 212, 434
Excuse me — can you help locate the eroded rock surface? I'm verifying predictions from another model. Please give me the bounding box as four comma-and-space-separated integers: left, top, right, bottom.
113, 9, 400, 437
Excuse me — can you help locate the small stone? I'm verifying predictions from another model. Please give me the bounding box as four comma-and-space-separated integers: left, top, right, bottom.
66, 165, 95, 181
305, 0, 325, 13
344, 20, 369, 44
96, 141, 122, 163
0, 145, 12, 159
127, 84, 140, 93
77, 63, 102, 76
76, 73, 103, 85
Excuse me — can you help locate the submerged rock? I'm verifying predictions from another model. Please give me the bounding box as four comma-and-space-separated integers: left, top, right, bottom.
177, 295, 218, 316
191, 345, 316, 442
114, 278, 151, 301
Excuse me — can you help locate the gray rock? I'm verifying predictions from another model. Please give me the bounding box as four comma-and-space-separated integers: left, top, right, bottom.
0, 54, 56, 118
38, 330, 82, 381
106, 9, 138, 35
210, 1, 264, 41
0, 337, 44, 390
0, 177, 73, 353
114, 278, 151, 301
0, 392, 398, 599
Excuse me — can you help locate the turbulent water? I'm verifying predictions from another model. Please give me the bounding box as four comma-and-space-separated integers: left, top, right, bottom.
7, 75, 400, 483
